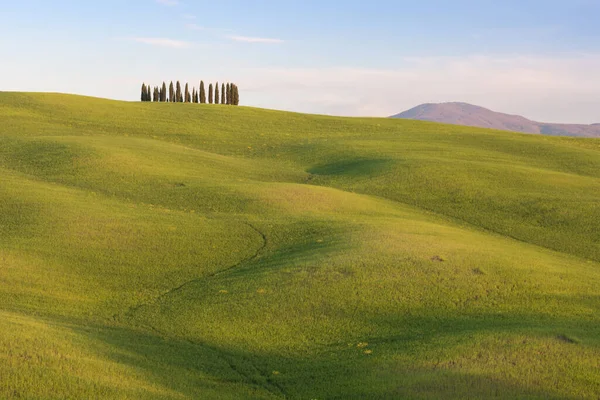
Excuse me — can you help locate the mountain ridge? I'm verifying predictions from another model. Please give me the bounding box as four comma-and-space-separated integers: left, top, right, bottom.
391, 102, 600, 137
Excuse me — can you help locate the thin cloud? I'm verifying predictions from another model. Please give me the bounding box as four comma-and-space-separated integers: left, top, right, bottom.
228, 35, 284, 44
132, 37, 190, 48
187, 25, 234, 35
156, 0, 178, 6
236, 54, 600, 123
185, 23, 205, 31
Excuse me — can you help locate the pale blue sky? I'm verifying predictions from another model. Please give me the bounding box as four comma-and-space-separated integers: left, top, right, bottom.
1, 0, 599, 122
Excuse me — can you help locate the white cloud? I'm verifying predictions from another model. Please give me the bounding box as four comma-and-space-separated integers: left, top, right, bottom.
156, 0, 178, 5
131, 37, 191, 48
228, 35, 284, 44
236, 54, 600, 124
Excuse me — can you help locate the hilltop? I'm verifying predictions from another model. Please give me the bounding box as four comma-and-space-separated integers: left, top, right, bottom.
1, 92, 600, 399
392, 102, 600, 137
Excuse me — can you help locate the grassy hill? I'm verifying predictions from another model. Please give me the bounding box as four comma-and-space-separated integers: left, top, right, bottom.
1, 92, 599, 399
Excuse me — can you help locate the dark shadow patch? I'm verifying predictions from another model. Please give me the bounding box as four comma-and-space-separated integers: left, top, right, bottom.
0, 190, 44, 240
307, 158, 393, 177
0, 138, 96, 178
431, 255, 445, 262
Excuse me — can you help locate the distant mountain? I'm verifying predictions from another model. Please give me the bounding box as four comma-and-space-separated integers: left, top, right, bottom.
391, 102, 600, 138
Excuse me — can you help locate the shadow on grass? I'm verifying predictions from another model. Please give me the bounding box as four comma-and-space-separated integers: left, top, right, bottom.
76, 324, 280, 399
216, 218, 353, 280
77, 306, 600, 399
307, 158, 393, 177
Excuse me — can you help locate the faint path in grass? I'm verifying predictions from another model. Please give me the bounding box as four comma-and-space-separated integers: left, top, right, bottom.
119, 221, 268, 320
113, 221, 285, 397
114, 221, 285, 397
134, 318, 286, 399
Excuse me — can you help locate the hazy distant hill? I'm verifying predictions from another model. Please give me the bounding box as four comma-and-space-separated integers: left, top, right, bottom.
392, 102, 600, 137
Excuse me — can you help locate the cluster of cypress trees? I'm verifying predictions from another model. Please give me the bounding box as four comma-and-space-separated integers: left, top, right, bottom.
141, 81, 240, 105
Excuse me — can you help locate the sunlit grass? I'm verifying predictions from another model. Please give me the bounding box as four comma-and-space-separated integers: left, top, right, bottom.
0, 92, 599, 398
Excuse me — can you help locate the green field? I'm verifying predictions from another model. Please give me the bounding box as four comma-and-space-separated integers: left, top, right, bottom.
1, 92, 599, 399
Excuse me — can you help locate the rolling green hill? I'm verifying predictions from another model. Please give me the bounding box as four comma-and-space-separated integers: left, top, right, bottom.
1, 92, 599, 399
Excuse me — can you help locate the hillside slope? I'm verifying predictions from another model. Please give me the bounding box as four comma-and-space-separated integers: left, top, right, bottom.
392, 102, 600, 137
1, 92, 600, 399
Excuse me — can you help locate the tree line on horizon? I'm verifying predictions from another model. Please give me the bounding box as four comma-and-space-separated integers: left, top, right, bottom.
140, 81, 240, 105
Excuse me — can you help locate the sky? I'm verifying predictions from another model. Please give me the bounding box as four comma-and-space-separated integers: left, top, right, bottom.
1, 0, 599, 123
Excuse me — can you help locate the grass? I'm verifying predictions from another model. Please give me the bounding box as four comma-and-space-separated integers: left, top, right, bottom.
0, 91, 599, 399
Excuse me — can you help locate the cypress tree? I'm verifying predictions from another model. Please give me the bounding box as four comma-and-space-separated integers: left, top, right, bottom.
215, 82, 220, 104
147, 86, 152, 103
227, 83, 232, 105
153, 87, 157, 102
208, 84, 213, 104
161, 82, 167, 102
169, 81, 174, 102
195, 89, 199, 103
176, 81, 182, 103
141, 83, 147, 101
200, 81, 206, 104
233, 84, 240, 105
184, 83, 190, 103
221, 83, 226, 105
